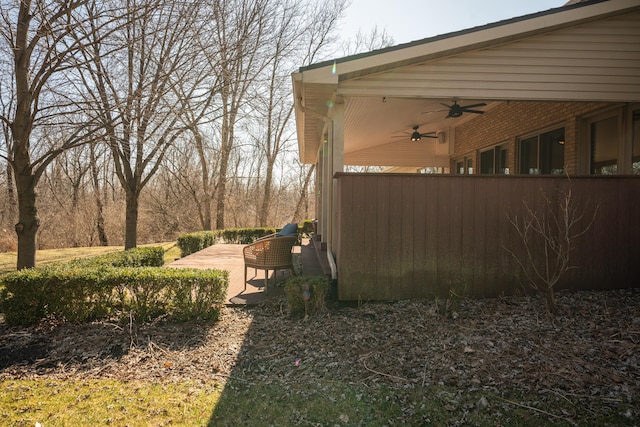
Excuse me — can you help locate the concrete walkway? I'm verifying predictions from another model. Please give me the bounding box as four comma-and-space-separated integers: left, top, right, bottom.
167, 239, 328, 305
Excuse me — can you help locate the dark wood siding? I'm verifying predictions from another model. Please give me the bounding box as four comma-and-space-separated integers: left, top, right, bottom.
335, 173, 640, 300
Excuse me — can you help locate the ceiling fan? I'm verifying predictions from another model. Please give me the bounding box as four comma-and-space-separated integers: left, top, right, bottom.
409, 126, 438, 141
424, 100, 487, 118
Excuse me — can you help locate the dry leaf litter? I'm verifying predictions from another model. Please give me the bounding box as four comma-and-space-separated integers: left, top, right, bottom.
1, 288, 638, 422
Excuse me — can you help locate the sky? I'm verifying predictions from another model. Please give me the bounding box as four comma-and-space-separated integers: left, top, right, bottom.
339, 0, 569, 46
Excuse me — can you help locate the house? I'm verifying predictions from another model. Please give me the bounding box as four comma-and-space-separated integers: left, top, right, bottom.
292, 0, 640, 300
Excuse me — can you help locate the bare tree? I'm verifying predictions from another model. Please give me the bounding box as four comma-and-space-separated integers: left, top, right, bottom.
0, 0, 124, 268
340, 25, 395, 56
79, 0, 208, 249
505, 181, 598, 313
204, 0, 272, 229
250, 0, 346, 226
89, 141, 109, 245
292, 163, 315, 223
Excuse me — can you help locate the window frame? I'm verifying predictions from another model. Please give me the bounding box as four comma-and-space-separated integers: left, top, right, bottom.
517, 126, 565, 175
575, 105, 640, 175
479, 143, 509, 175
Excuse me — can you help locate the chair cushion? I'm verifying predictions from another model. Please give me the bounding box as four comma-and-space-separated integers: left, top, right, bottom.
277, 223, 298, 237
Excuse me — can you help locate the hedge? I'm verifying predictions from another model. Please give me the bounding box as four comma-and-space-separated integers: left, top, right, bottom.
0, 247, 228, 325
177, 228, 277, 256
67, 246, 166, 268
177, 222, 316, 257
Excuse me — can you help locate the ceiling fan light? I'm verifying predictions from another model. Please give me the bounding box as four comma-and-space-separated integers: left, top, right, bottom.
411, 131, 421, 141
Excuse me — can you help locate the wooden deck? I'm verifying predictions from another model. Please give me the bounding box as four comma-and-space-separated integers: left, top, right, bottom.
167, 238, 328, 305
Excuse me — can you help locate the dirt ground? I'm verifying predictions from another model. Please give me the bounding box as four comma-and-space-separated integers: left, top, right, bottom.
1, 288, 639, 421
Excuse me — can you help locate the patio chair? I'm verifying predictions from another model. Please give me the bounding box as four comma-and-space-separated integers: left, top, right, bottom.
254, 222, 299, 242
243, 235, 297, 294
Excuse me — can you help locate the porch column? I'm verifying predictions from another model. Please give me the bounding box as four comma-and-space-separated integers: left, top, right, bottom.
331, 101, 345, 253
317, 140, 329, 242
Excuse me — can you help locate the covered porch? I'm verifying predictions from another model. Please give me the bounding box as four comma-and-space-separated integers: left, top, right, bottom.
292, 0, 640, 300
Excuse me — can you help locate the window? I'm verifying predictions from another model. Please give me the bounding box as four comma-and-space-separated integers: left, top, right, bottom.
453, 157, 473, 174
581, 105, 640, 175
591, 116, 619, 175
518, 128, 565, 174
479, 145, 508, 175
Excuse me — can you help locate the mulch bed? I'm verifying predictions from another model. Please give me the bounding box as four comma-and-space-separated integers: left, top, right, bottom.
1, 288, 638, 418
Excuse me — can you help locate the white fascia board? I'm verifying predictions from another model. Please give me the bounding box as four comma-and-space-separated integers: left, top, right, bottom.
298, 0, 640, 85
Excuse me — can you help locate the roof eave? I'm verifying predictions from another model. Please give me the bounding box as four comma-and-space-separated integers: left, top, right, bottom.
298, 0, 640, 85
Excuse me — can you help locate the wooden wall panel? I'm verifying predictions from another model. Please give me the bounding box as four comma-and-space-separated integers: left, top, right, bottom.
336, 174, 640, 300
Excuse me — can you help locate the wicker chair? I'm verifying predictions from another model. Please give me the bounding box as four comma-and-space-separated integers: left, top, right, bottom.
243, 235, 297, 294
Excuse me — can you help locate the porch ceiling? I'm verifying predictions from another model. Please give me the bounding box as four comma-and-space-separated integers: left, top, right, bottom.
343, 97, 496, 163
293, 0, 640, 168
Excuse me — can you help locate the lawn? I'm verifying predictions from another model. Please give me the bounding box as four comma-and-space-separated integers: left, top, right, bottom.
0, 247, 638, 426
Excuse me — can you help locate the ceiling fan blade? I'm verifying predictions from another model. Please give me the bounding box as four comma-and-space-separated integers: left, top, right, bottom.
421, 134, 438, 139
461, 103, 487, 109
422, 108, 448, 114
464, 109, 485, 114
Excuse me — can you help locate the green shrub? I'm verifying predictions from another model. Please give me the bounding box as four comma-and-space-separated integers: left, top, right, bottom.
0, 265, 114, 325
0, 250, 229, 325
219, 228, 276, 244
169, 268, 229, 321
177, 228, 278, 256
67, 246, 166, 268
177, 231, 219, 257
284, 276, 328, 318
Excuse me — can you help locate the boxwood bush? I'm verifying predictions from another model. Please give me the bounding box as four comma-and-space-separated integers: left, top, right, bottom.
67, 246, 166, 268
177, 231, 219, 257
0, 247, 228, 325
177, 228, 278, 256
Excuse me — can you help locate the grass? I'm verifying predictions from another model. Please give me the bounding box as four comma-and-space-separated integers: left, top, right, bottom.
0, 246, 637, 426
0, 242, 179, 274
0, 379, 222, 426
1, 377, 634, 426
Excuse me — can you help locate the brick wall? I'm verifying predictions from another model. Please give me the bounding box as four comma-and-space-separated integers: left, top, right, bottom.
454, 101, 609, 174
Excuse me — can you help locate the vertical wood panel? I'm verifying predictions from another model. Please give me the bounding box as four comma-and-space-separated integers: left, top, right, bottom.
485, 176, 501, 296
436, 177, 451, 291
449, 177, 464, 290
461, 177, 477, 292
363, 175, 379, 295
400, 177, 415, 296
412, 178, 427, 295
472, 178, 488, 296
336, 175, 353, 299
387, 176, 404, 299
376, 176, 391, 295
335, 174, 640, 300
424, 177, 439, 294
496, 177, 515, 294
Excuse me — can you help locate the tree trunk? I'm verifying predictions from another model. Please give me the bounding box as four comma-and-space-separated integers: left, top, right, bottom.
124, 190, 139, 250
12, 0, 38, 269
215, 151, 229, 230
292, 164, 315, 223
193, 128, 212, 230
14, 172, 39, 269
90, 144, 108, 246
258, 162, 273, 226
5, 161, 17, 220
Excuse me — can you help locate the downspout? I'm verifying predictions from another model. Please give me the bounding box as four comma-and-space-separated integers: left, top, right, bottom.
294, 96, 338, 281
